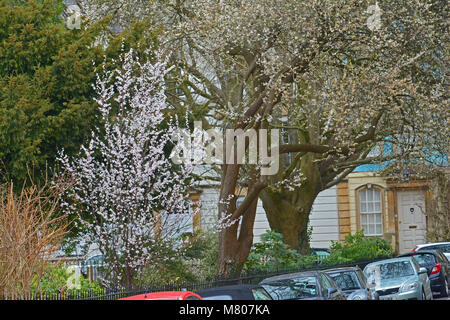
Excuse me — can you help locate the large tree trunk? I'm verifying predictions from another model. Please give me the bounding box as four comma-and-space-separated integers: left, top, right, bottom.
260, 186, 319, 254
217, 194, 259, 277
217, 163, 263, 277
260, 154, 322, 253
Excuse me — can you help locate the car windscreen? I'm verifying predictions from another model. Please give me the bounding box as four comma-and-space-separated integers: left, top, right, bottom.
328, 271, 362, 291
365, 260, 415, 282
251, 288, 272, 300
261, 276, 318, 300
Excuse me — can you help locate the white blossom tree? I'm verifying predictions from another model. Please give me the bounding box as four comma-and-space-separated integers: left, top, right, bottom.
163, 0, 448, 274
57, 47, 195, 289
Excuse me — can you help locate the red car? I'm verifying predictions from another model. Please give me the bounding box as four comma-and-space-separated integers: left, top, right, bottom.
118, 291, 202, 300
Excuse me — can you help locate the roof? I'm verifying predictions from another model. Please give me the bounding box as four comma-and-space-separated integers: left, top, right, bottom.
195, 284, 265, 300
364, 256, 413, 266
399, 250, 443, 257
416, 242, 450, 246
323, 266, 361, 273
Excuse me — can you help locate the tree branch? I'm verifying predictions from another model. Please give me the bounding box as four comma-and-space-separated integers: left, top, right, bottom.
279, 144, 330, 155
231, 180, 267, 221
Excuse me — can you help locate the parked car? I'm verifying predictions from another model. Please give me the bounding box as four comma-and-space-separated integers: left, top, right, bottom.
399, 250, 450, 297
195, 284, 272, 300
412, 242, 450, 261
324, 266, 377, 300
363, 257, 433, 300
259, 271, 346, 300
118, 291, 202, 300
311, 248, 331, 262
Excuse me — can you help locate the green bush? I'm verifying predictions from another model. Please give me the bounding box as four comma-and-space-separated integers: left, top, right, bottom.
182, 231, 219, 280
32, 262, 101, 296
243, 229, 394, 273
244, 230, 317, 272
327, 230, 393, 264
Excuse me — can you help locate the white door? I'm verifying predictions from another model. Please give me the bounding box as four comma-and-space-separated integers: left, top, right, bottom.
397, 190, 427, 254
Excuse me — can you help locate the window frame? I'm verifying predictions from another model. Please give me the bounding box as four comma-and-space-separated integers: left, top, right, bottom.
356, 185, 385, 237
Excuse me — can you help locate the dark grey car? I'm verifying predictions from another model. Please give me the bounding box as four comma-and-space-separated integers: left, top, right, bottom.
399, 250, 450, 298
196, 284, 272, 300
325, 266, 377, 300
259, 270, 346, 300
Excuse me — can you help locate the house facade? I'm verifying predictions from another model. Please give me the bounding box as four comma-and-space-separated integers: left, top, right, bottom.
336, 171, 431, 254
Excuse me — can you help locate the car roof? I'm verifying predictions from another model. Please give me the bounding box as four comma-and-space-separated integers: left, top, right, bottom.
260, 270, 321, 284
324, 266, 360, 273
195, 284, 265, 299
195, 284, 264, 293
363, 256, 413, 268
400, 250, 440, 257
416, 242, 450, 247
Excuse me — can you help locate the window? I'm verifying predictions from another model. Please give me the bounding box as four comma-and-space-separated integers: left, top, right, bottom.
365, 261, 415, 281
319, 274, 333, 297
328, 271, 362, 291
411, 253, 436, 267
358, 187, 383, 236
262, 276, 318, 300
251, 288, 273, 300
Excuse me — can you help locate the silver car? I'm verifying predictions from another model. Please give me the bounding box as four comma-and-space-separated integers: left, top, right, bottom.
363, 257, 433, 300
325, 267, 376, 300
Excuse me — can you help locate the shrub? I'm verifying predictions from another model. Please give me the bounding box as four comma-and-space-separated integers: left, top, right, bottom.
243, 230, 317, 272
243, 229, 394, 273
182, 231, 219, 280
33, 263, 102, 297
328, 230, 393, 264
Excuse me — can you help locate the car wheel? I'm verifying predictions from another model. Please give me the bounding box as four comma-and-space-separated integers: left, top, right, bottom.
441, 278, 449, 298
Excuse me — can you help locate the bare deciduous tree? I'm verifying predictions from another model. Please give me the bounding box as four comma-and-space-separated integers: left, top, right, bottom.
0, 180, 69, 299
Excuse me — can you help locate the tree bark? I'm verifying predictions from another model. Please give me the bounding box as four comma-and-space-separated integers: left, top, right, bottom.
217, 163, 263, 277
260, 153, 322, 253
260, 186, 320, 254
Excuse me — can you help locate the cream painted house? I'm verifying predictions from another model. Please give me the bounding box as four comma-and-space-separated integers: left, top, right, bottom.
336, 171, 432, 254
